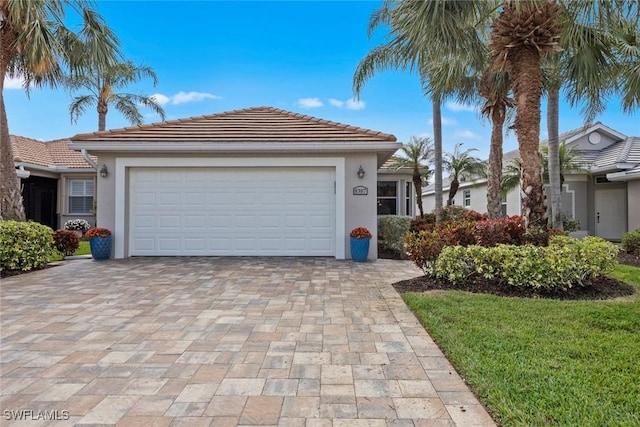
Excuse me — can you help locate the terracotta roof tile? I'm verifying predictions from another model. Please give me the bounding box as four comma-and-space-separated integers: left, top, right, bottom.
71, 106, 397, 143
12, 135, 95, 169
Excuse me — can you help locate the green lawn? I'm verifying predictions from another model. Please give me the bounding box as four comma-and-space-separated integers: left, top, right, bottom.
403, 265, 640, 427
50, 241, 91, 261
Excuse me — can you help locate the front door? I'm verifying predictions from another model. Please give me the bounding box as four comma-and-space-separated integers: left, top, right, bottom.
595, 187, 626, 240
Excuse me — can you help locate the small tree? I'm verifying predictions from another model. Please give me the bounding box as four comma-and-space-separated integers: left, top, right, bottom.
389, 136, 434, 218
443, 143, 487, 206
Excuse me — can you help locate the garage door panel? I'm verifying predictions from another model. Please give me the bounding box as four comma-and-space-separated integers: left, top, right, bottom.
130, 167, 335, 256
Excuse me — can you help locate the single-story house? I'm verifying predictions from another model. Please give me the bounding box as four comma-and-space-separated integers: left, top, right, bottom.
11, 135, 97, 230
51, 106, 416, 260
422, 122, 640, 241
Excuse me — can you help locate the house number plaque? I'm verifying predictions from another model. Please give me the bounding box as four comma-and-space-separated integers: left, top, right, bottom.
353, 186, 368, 196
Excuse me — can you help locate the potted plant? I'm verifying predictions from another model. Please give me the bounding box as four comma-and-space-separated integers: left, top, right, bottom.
350, 227, 372, 262
64, 219, 91, 239
85, 227, 112, 260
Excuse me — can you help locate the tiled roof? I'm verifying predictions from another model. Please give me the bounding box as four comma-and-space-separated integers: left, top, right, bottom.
71, 106, 397, 143
12, 135, 95, 169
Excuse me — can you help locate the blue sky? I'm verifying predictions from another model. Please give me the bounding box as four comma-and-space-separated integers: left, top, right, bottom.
4, 1, 638, 159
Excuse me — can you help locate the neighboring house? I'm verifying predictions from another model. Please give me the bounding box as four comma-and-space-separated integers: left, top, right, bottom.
422, 123, 640, 241
11, 135, 97, 230
67, 106, 407, 259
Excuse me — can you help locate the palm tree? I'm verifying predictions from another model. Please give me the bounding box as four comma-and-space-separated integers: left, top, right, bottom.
478, 69, 514, 218
353, 0, 489, 223
67, 61, 166, 131
490, 0, 562, 230
541, 142, 586, 188
389, 136, 434, 218
443, 143, 487, 206
1, 1, 120, 220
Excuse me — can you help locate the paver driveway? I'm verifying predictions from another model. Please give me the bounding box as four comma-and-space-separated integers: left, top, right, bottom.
0, 257, 495, 426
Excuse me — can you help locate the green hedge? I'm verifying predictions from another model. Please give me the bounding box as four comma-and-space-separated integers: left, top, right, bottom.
378, 216, 411, 256
0, 221, 53, 272
622, 229, 640, 254
434, 236, 618, 291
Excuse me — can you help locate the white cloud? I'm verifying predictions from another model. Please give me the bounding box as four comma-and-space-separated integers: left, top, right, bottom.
446, 101, 476, 113
328, 97, 365, 110
454, 130, 481, 139
297, 97, 324, 109
4, 74, 25, 89
151, 91, 221, 106
151, 93, 170, 106
346, 98, 365, 110
428, 117, 457, 126
172, 91, 221, 105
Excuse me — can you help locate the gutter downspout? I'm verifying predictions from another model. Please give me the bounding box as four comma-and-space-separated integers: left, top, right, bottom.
81, 149, 98, 169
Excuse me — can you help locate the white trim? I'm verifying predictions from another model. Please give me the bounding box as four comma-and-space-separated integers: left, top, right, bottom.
565, 123, 627, 144
72, 141, 401, 153
563, 183, 576, 219
114, 157, 346, 259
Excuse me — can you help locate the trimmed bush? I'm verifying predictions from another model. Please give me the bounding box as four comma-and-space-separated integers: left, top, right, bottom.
379, 216, 411, 256
622, 229, 640, 254
435, 236, 618, 291
52, 229, 80, 257
0, 220, 53, 272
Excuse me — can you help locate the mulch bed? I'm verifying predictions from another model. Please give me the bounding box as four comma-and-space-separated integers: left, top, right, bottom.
382, 244, 638, 300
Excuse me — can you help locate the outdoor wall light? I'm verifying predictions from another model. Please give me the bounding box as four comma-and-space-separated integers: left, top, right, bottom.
357, 165, 365, 179
99, 164, 109, 178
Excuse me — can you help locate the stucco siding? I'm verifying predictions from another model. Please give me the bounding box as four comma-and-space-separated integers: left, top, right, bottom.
628, 180, 640, 232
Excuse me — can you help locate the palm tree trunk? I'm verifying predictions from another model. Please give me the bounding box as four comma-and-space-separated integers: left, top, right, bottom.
413, 168, 424, 218
512, 49, 547, 230
447, 178, 459, 206
0, 38, 27, 221
98, 100, 108, 131
432, 97, 443, 222
486, 103, 505, 218
547, 86, 562, 230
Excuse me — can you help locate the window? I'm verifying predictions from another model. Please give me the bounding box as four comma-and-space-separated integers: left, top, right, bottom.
501, 201, 507, 217
68, 179, 94, 214
377, 181, 397, 215
405, 182, 413, 216
463, 190, 471, 207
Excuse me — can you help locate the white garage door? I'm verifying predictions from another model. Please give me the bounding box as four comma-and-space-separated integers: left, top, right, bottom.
129, 167, 335, 256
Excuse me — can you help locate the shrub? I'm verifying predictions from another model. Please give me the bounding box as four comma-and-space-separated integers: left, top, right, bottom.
350, 227, 372, 239
404, 230, 443, 275
435, 220, 476, 247
64, 218, 91, 232
379, 216, 411, 256
434, 236, 618, 291
0, 220, 53, 272
436, 205, 473, 223
622, 229, 640, 254
52, 229, 80, 256
561, 212, 580, 232
409, 214, 436, 233
472, 216, 525, 247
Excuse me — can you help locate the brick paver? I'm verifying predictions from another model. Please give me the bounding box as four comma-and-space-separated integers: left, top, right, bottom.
0, 257, 495, 426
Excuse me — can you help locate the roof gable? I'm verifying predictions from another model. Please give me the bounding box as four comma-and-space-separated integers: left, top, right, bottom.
71, 106, 397, 143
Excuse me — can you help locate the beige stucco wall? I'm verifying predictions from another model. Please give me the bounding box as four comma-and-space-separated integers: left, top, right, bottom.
628, 180, 640, 232
94, 152, 382, 260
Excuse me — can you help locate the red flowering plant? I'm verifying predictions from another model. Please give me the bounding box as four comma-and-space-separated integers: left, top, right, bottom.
350, 227, 372, 239
84, 227, 112, 239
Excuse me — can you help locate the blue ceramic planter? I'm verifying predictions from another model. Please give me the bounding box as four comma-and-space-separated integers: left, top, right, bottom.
90, 235, 112, 260
350, 236, 370, 262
